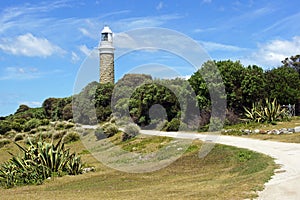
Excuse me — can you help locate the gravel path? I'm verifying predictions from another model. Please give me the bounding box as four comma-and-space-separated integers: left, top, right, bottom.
141, 130, 300, 200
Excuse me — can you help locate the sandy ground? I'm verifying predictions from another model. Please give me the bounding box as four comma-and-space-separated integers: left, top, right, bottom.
141, 130, 300, 200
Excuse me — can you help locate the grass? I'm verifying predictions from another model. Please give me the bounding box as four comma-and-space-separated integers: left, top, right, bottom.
0, 135, 276, 200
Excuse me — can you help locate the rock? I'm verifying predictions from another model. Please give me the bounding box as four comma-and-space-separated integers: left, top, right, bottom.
288, 128, 295, 133
273, 129, 280, 135
279, 128, 288, 134
282, 130, 289, 134
254, 129, 260, 134
82, 167, 95, 173
269, 129, 280, 135
267, 130, 272, 135
260, 130, 267, 134
295, 126, 300, 133
244, 129, 251, 135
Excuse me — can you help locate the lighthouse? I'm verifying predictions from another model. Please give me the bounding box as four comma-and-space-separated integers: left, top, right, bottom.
99, 25, 115, 83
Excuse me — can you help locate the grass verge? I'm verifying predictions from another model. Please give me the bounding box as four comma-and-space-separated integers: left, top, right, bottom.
0, 136, 276, 200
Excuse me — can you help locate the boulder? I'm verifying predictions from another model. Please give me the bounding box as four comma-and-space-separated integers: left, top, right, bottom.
295, 126, 300, 133
288, 128, 295, 133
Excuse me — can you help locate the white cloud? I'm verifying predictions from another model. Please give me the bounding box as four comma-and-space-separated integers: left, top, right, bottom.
0, 67, 40, 80
71, 51, 80, 63
194, 27, 216, 33
156, 2, 164, 10
79, 44, 92, 56
200, 41, 247, 52
114, 14, 182, 30
251, 36, 300, 67
0, 33, 65, 57
19, 101, 42, 108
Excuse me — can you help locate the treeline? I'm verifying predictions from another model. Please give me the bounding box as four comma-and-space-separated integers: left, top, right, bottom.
1, 58, 299, 134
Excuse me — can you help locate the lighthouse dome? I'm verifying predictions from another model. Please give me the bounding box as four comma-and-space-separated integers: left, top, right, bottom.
101, 25, 112, 34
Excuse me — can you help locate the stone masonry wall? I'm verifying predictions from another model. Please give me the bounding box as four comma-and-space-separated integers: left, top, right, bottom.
100, 53, 114, 84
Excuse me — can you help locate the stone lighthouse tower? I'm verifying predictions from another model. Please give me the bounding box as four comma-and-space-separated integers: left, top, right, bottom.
99, 25, 115, 83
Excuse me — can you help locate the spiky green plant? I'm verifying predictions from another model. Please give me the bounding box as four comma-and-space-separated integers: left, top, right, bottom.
0, 138, 84, 188
244, 98, 289, 123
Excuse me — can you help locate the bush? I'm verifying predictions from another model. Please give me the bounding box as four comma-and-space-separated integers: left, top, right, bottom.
14, 133, 24, 142
55, 122, 65, 130
122, 123, 140, 141
37, 132, 53, 140
164, 118, 180, 132
53, 131, 67, 140
0, 138, 10, 148
64, 123, 75, 129
94, 128, 105, 140
0, 139, 84, 188
4, 131, 16, 140
0, 121, 11, 135
25, 136, 38, 145
11, 122, 23, 132
40, 119, 50, 126
24, 118, 41, 132
29, 129, 37, 134
102, 122, 119, 138
155, 120, 168, 131
63, 132, 80, 143
244, 98, 289, 123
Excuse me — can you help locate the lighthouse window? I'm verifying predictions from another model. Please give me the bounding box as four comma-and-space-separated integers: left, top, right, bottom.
102, 33, 108, 41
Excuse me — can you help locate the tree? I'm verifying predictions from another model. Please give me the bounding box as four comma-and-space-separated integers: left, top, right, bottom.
215, 60, 245, 113
241, 65, 267, 108
282, 55, 300, 76
265, 66, 300, 105
15, 104, 30, 114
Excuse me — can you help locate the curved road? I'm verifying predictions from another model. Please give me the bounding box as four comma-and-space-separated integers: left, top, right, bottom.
141, 130, 300, 200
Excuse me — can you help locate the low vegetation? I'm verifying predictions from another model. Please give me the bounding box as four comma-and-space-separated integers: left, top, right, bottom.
0, 139, 83, 188
244, 98, 289, 123
0, 138, 276, 199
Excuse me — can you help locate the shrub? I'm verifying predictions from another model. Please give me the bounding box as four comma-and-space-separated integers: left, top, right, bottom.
0, 139, 84, 188
25, 136, 38, 145
102, 122, 119, 138
164, 118, 180, 132
244, 98, 289, 123
64, 123, 75, 129
29, 129, 37, 134
14, 133, 24, 142
94, 128, 105, 140
0, 121, 11, 135
38, 126, 49, 132
37, 132, 53, 140
11, 122, 23, 132
122, 123, 140, 141
155, 120, 168, 131
24, 118, 41, 132
55, 122, 65, 130
53, 131, 67, 140
63, 132, 80, 143
0, 138, 10, 148
40, 119, 50, 126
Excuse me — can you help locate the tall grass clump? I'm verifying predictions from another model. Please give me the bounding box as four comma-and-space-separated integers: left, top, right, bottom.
122, 123, 140, 141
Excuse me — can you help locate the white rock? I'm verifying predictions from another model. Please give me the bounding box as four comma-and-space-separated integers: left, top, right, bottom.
254, 129, 260, 134
295, 126, 300, 133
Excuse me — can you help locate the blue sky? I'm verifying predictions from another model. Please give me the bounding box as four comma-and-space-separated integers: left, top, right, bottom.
0, 0, 299, 116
